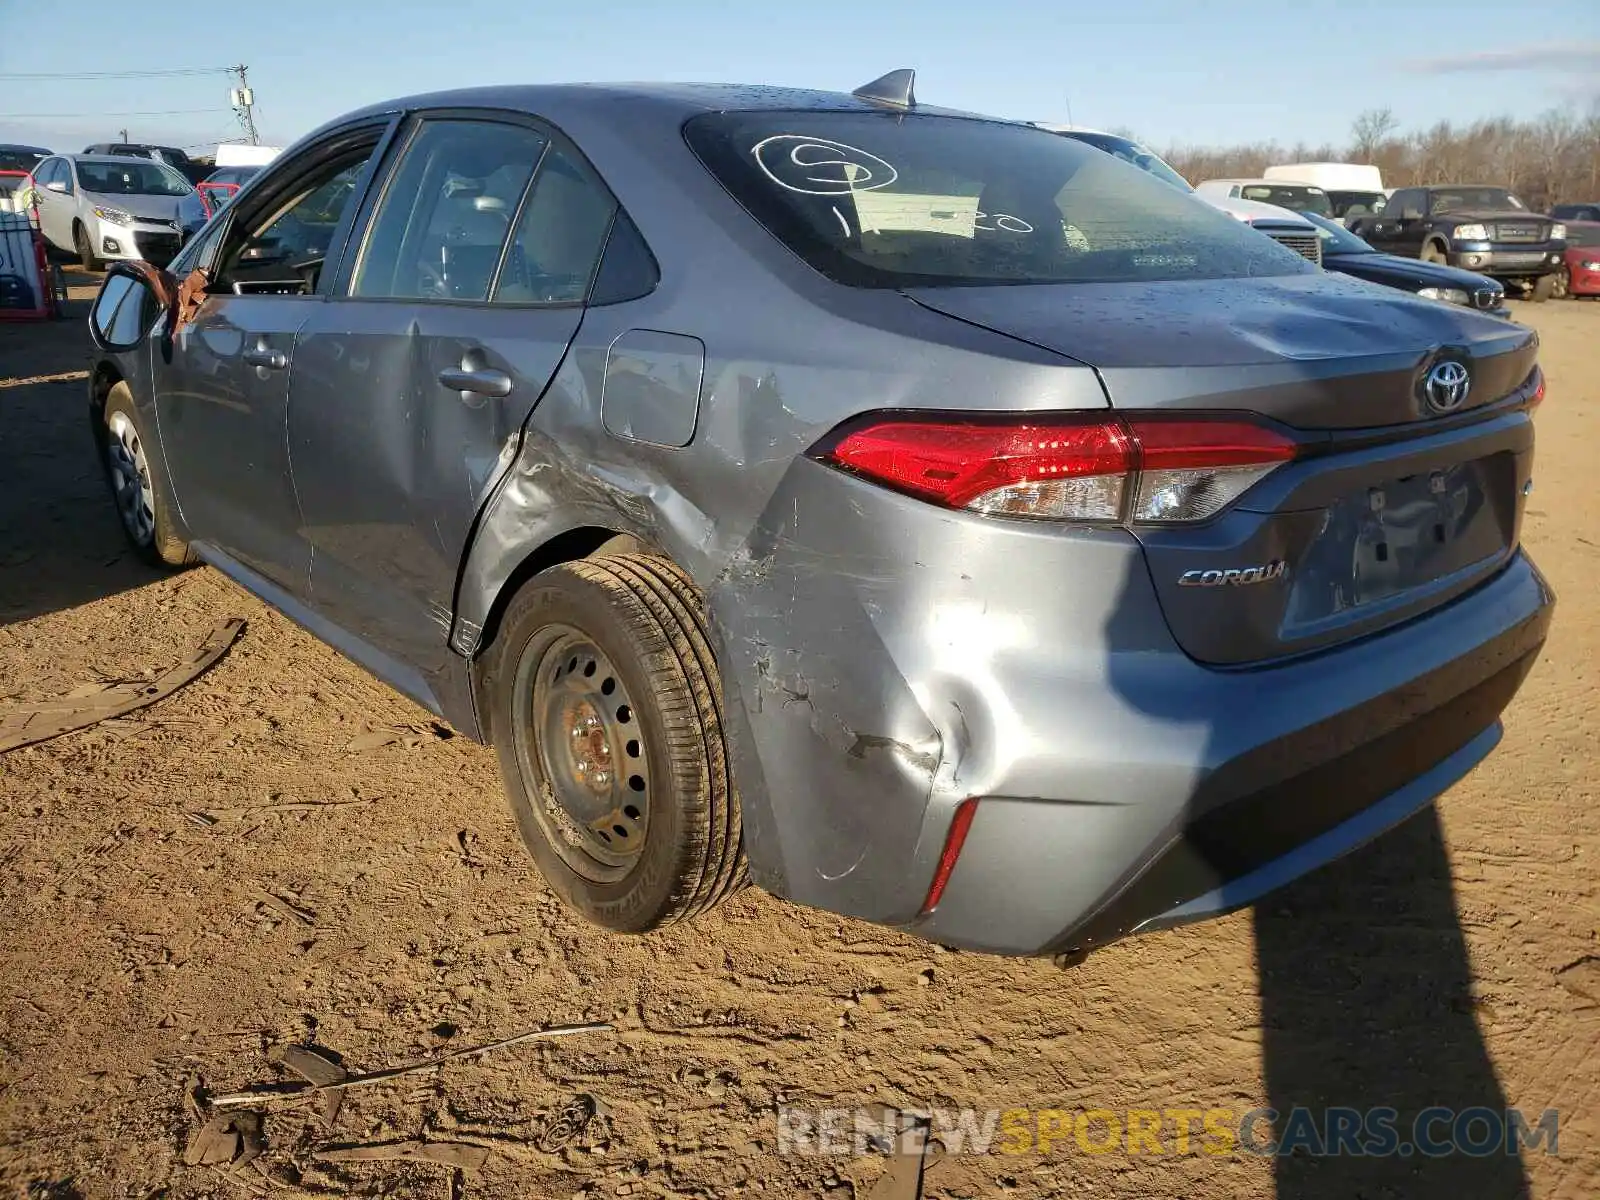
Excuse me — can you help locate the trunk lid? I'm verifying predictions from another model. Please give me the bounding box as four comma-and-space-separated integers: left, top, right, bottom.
906, 275, 1540, 664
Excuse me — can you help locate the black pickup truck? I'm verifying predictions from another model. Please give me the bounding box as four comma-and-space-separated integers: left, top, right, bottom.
1349, 185, 1567, 300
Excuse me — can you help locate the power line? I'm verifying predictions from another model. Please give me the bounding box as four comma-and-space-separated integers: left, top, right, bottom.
0, 67, 234, 80
0, 107, 230, 119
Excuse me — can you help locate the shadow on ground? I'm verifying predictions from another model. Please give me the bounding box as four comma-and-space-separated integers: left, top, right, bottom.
0, 272, 167, 626
1257, 807, 1528, 1198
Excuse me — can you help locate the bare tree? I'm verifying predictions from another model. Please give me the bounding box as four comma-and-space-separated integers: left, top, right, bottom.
1350, 108, 1399, 161
1163, 106, 1600, 206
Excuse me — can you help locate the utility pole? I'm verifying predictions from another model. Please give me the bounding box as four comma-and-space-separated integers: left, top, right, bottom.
118, 126, 129, 143
230, 65, 259, 145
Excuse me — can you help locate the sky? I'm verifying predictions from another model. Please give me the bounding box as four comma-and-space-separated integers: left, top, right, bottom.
2, 0, 1598, 156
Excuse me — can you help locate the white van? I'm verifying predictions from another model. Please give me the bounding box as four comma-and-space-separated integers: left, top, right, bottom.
1263, 163, 1387, 225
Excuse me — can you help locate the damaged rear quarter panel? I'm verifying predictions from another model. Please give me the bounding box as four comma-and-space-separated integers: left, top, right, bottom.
451, 104, 1113, 915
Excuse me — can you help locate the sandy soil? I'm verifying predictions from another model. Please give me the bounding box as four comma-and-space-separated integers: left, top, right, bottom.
0, 275, 1595, 1200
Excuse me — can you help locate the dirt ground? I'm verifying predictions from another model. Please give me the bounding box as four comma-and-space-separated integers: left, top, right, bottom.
0, 274, 1595, 1200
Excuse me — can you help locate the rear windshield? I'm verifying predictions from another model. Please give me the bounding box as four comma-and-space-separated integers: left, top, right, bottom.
78, 160, 192, 196
1566, 226, 1600, 247
685, 112, 1315, 288
1238, 184, 1334, 217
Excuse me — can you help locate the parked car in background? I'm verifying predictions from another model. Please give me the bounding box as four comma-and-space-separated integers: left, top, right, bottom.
1552, 221, 1600, 299
1551, 202, 1600, 223
1302, 212, 1508, 317
0, 143, 51, 174
0, 145, 48, 211
1349, 185, 1566, 300
1195, 178, 1335, 219
83, 76, 1552, 957
27, 154, 192, 269
1034, 127, 1324, 263
177, 164, 263, 242
82, 142, 208, 185
1264, 163, 1386, 224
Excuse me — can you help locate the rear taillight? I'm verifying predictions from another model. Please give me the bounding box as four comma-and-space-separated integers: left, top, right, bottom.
815, 412, 1297, 525
1529, 367, 1546, 408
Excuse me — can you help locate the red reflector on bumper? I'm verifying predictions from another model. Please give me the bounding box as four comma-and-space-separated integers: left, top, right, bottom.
921, 798, 979, 915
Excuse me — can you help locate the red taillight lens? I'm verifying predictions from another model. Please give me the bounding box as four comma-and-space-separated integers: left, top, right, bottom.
1529, 368, 1546, 408
921, 797, 979, 915
817, 412, 1296, 524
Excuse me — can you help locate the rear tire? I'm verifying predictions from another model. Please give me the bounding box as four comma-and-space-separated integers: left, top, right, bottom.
484, 553, 745, 932
98, 383, 196, 568
1530, 273, 1557, 303
73, 221, 103, 273
1420, 241, 1448, 264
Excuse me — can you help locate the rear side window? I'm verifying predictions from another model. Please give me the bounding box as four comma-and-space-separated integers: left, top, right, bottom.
493, 145, 617, 304
353, 119, 548, 302
686, 112, 1312, 288
1238, 184, 1333, 217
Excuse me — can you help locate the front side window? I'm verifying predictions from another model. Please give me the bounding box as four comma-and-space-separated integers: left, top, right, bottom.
1430, 188, 1527, 214
77, 160, 190, 197
687, 112, 1312, 287
214, 145, 377, 294
353, 119, 548, 302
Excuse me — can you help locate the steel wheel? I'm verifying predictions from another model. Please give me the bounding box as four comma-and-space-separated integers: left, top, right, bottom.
105, 410, 155, 547
512, 624, 652, 883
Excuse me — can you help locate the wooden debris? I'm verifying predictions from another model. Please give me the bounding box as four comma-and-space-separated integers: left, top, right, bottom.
255, 891, 316, 927
211, 1023, 614, 1109
313, 1139, 490, 1171
280, 1044, 347, 1130
0, 619, 245, 753
184, 1110, 263, 1167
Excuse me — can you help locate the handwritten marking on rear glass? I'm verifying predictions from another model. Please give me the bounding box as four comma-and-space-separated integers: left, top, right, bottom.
752, 135, 899, 195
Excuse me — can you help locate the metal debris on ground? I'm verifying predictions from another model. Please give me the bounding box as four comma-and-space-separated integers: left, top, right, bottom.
0, 619, 245, 753
210, 1023, 614, 1109
534, 1093, 597, 1153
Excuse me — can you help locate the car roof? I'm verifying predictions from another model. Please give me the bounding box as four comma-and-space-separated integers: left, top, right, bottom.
68, 153, 187, 166
0, 143, 51, 153
1203, 177, 1321, 188
312, 81, 1001, 139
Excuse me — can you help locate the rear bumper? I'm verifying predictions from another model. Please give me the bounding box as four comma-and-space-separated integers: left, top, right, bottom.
710, 459, 1553, 957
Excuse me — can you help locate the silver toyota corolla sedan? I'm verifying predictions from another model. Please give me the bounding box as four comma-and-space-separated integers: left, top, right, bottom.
85, 73, 1553, 956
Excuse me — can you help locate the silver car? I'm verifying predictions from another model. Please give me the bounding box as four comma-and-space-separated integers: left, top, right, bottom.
84, 75, 1553, 957
27, 153, 191, 269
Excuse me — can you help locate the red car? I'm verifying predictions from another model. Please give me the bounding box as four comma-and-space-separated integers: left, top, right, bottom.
1556, 221, 1600, 298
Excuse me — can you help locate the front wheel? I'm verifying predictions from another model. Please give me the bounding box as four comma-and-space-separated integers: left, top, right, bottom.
1530, 273, 1557, 303
73, 222, 102, 272
1420, 241, 1448, 264
484, 553, 745, 932
98, 383, 196, 568
1550, 267, 1571, 300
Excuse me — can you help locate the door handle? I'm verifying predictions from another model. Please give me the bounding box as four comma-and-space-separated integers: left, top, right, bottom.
438, 365, 512, 398
243, 339, 287, 370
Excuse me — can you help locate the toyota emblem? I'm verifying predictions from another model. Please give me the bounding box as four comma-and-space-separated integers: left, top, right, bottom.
1423, 360, 1471, 413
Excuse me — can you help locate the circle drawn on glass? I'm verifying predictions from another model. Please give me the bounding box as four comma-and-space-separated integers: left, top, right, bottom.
752, 135, 900, 196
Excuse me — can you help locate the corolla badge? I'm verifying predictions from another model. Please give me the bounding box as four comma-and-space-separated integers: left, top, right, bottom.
1178, 560, 1288, 588
1423, 359, 1471, 413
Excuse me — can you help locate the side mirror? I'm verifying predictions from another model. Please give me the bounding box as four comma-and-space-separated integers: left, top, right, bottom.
45, 179, 68, 193
88, 261, 176, 353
